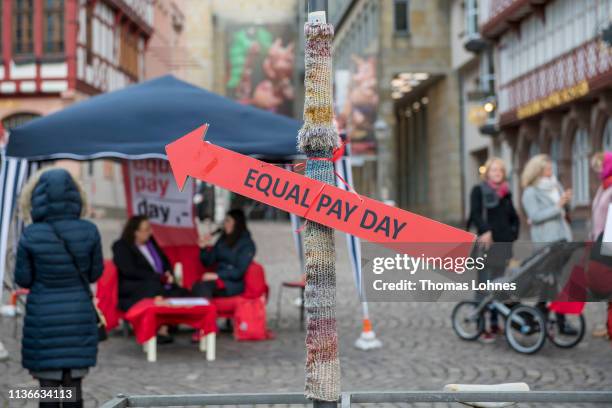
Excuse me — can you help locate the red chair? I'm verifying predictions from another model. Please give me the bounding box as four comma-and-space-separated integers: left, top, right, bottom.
209, 262, 269, 319
95, 260, 124, 332
96, 258, 269, 334
275, 275, 306, 330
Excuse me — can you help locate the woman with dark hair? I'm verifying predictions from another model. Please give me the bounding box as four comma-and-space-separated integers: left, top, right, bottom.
112, 215, 189, 314
193, 209, 256, 299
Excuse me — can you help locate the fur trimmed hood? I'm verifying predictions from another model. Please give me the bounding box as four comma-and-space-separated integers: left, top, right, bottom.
19, 167, 88, 224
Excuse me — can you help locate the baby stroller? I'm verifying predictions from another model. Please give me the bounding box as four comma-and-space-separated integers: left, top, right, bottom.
451, 240, 586, 354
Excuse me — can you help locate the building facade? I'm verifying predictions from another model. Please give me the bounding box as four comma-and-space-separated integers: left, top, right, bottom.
176, 0, 298, 95
482, 0, 612, 232
0, 0, 194, 219
451, 0, 517, 221
144, 0, 185, 80
325, 0, 464, 224
0, 0, 153, 135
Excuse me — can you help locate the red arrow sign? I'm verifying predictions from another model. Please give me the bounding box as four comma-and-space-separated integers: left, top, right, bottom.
166, 125, 475, 258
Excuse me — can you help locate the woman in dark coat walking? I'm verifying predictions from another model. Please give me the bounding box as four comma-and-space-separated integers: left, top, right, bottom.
15, 168, 103, 408
193, 209, 256, 299
468, 157, 520, 341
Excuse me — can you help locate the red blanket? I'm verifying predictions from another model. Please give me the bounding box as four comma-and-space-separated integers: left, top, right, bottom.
124, 298, 217, 344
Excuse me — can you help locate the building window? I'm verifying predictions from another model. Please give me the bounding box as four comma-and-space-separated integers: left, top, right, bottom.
43, 0, 64, 54
479, 48, 495, 94
85, 3, 93, 64
550, 138, 561, 178
13, 0, 34, 56
603, 118, 612, 151
120, 26, 139, 78
572, 128, 591, 205
465, 0, 479, 39
529, 141, 540, 158
394, 0, 410, 35
2, 112, 40, 130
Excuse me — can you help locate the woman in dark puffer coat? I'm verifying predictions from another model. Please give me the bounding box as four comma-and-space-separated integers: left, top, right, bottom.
193, 209, 256, 299
15, 168, 103, 408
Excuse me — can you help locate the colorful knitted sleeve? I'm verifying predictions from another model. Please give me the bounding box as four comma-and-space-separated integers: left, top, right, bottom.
298, 22, 341, 402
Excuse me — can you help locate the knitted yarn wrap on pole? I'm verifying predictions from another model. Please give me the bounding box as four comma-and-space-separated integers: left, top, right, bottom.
297, 22, 341, 402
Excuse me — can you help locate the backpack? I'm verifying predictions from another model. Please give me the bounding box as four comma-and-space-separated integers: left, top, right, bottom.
233, 296, 272, 341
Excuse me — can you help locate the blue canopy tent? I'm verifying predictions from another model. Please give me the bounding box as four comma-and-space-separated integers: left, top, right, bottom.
6, 75, 301, 160
0, 75, 302, 298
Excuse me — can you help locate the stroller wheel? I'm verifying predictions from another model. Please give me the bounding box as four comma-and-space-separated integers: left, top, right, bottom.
505, 305, 546, 354
452, 301, 484, 341
547, 312, 586, 348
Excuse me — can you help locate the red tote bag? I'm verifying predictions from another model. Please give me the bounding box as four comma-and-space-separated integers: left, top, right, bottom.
233, 297, 272, 341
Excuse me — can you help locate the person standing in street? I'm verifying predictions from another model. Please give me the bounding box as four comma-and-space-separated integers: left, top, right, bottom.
589, 151, 612, 339
15, 168, 104, 408
521, 154, 573, 247
521, 154, 576, 335
468, 157, 520, 342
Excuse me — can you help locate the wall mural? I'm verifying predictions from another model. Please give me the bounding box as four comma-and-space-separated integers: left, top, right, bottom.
225, 24, 295, 116
336, 54, 378, 156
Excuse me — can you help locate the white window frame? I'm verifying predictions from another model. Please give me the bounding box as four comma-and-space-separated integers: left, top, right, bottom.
529, 141, 541, 158
550, 138, 561, 178
393, 0, 410, 35
603, 118, 612, 152
572, 128, 591, 205
465, 0, 479, 39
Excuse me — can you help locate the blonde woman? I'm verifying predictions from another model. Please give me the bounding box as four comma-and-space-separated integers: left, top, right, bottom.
521, 154, 576, 336
521, 154, 572, 247
15, 167, 103, 408
468, 157, 520, 341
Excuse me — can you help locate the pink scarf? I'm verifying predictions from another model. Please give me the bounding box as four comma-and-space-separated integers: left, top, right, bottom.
487, 180, 509, 198
601, 152, 612, 188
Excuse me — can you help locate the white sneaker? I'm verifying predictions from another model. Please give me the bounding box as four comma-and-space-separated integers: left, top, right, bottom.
0, 341, 8, 361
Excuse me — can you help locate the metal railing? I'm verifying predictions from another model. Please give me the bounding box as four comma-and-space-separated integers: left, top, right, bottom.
101, 390, 612, 407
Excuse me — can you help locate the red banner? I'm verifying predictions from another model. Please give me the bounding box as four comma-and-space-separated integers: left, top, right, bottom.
122, 159, 197, 247
166, 125, 475, 258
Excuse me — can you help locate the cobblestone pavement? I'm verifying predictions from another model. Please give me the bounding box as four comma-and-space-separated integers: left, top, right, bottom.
1, 222, 611, 408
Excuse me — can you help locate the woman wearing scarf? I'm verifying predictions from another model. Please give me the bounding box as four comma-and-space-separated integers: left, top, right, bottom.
589, 151, 612, 339
468, 157, 520, 342
521, 154, 576, 335
112, 215, 190, 343
521, 154, 572, 247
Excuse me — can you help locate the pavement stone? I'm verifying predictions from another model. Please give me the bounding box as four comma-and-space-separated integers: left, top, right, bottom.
1, 221, 611, 407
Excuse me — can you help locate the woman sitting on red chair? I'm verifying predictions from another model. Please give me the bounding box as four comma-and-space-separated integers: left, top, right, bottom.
192, 209, 256, 300
112, 215, 189, 342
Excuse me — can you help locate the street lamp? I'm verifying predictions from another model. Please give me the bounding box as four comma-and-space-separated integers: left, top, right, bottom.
480, 96, 499, 136
483, 101, 496, 113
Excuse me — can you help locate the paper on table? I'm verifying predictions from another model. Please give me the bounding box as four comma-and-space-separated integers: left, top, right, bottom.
166, 298, 210, 306
601, 203, 612, 256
